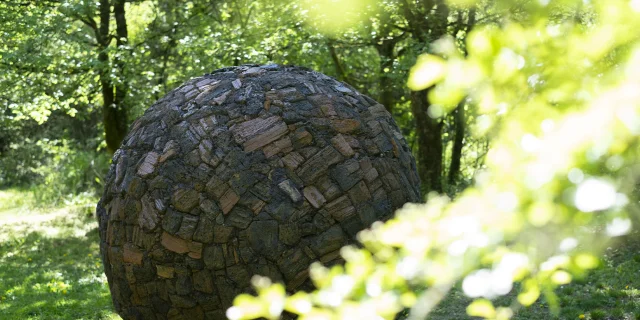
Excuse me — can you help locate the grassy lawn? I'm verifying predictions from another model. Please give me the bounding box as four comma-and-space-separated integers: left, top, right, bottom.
2, 187, 640, 320
0, 189, 119, 320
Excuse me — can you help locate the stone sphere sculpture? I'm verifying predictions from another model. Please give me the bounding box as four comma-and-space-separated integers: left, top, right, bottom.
97, 64, 421, 320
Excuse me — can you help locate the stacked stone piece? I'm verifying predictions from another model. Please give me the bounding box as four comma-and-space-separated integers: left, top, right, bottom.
97, 64, 421, 320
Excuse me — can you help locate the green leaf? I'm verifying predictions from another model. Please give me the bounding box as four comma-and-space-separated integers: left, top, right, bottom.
517, 280, 540, 306
467, 299, 496, 319
407, 54, 447, 91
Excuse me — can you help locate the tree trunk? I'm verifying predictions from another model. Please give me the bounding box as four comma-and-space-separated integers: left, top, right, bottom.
327, 40, 349, 84
98, 0, 128, 154
448, 103, 465, 185
399, 0, 450, 194
374, 32, 403, 114
112, 0, 129, 150
379, 73, 394, 113
410, 89, 443, 193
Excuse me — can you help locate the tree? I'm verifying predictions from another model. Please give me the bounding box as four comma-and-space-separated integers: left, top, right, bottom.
228, 0, 640, 319
1, 0, 490, 199
296, 0, 485, 194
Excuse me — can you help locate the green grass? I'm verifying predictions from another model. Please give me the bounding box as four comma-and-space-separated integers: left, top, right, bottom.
0, 189, 119, 320
429, 235, 640, 320
0, 188, 36, 211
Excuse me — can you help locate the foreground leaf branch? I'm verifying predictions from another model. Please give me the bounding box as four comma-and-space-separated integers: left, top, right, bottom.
229, 0, 640, 319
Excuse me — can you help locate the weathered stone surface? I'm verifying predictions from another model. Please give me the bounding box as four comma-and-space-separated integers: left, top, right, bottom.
247, 221, 281, 259
356, 202, 377, 227
291, 128, 313, 148
282, 152, 305, 170
199, 199, 220, 217
123, 244, 144, 265
297, 146, 343, 184
161, 232, 189, 254
286, 270, 310, 292
325, 195, 356, 222
192, 216, 214, 243
205, 176, 226, 198
127, 177, 147, 199
229, 171, 258, 195
341, 214, 365, 237
162, 210, 183, 234
348, 180, 371, 204
231, 116, 289, 152
278, 248, 311, 280
138, 196, 159, 231
156, 265, 175, 278
193, 270, 214, 293
278, 180, 303, 203
232, 79, 242, 89
219, 188, 240, 215
227, 265, 251, 288
227, 206, 253, 229
330, 159, 363, 191
176, 214, 199, 240
188, 241, 203, 259
263, 136, 293, 158
172, 189, 199, 213
137, 152, 159, 177
320, 249, 342, 264
310, 225, 345, 256
279, 223, 301, 245
316, 176, 342, 202
97, 64, 420, 319
308, 94, 336, 116
331, 134, 355, 157
303, 186, 326, 209
203, 245, 225, 270
198, 140, 221, 167
213, 225, 234, 243
331, 119, 361, 134
244, 122, 288, 152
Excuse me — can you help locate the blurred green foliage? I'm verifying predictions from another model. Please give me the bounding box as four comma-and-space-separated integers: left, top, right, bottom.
227, 0, 640, 319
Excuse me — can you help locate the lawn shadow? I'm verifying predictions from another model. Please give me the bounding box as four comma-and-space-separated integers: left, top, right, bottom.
0, 206, 119, 320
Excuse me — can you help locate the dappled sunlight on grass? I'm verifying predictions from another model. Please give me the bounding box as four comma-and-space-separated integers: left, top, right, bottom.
0, 205, 97, 242
0, 188, 36, 211
0, 194, 119, 320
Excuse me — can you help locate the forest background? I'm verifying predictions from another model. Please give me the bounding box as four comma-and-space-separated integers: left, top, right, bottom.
0, 0, 485, 202
4, 0, 640, 320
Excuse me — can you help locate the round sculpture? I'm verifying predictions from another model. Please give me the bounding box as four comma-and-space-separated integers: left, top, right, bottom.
97, 64, 421, 319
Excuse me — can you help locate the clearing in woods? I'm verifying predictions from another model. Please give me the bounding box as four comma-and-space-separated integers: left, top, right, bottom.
0, 189, 119, 320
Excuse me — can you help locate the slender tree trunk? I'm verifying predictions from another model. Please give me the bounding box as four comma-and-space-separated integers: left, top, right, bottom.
446, 8, 475, 186
376, 44, 397, 113
112, 0, 129, 147
97, 0, 128, 154
379, 73, 394, 113
373, 18, 405, 114
399, 0, 450, 194
448, 103, 465, 185
410, 89, 443, 193
114, 0, 129, 104
149, 1, 179, 100
327, 40, 350, 84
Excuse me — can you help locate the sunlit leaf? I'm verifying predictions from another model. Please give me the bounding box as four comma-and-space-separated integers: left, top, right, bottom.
466, 299, 496, 318
407, 54, 447, 91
